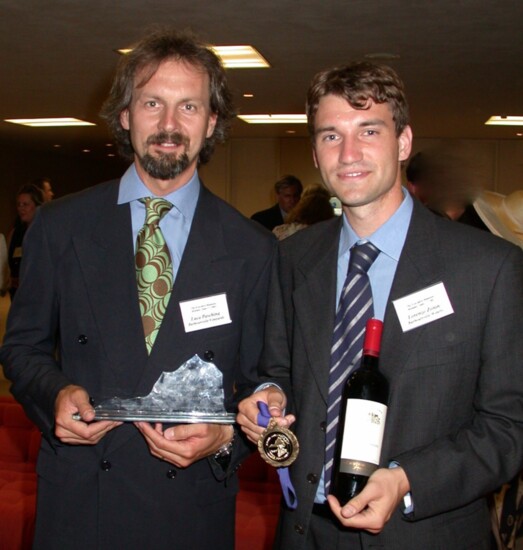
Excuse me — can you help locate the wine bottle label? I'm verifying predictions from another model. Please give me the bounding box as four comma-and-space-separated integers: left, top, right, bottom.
339, 398, 387, 469
339, 458, 378, 477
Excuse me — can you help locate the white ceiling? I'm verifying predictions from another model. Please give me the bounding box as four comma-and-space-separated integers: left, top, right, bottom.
1, 0, 522, 160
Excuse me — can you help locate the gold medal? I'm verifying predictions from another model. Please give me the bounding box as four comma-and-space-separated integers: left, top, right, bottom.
258, 419, 299, 467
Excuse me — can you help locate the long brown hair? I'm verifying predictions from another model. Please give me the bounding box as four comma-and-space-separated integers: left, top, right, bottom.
100, 27, 236, 165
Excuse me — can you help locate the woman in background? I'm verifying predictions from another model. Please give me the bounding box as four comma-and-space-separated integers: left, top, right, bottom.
7, 184, 44, 298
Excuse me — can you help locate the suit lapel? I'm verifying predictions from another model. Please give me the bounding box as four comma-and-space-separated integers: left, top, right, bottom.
72, 181, 148, 391
293, 218, 341, 403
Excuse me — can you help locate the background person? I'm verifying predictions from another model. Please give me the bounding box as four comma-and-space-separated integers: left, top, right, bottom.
406, 149, 488, 230
6, 183, 44, 298
251, 174, 303, 230
272, 183, 334, 240
32, 176, 55, 202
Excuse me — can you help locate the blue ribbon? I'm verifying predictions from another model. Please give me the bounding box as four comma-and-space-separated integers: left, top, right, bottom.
257, 401, 298, 509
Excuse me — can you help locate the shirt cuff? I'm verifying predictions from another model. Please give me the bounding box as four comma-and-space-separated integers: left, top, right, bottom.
389, 461, 414, 514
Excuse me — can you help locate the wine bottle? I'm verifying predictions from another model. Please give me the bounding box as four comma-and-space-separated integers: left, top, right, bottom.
330, 318, 389, 505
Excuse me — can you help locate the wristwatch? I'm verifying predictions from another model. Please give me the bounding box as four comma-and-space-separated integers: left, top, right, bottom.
213, 429, 235, 468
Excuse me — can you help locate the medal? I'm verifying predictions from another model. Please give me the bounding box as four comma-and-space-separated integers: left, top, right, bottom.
258, 418, 299, 467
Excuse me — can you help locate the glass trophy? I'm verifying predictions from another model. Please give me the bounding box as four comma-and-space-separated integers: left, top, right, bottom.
81, 354, 236, 424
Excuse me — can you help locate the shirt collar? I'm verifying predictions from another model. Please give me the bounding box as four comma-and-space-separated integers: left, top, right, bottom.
339, 187, 413, 261
117, 163, 200, 219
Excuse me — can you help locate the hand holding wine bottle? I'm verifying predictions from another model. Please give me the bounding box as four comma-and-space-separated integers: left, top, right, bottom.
326, 465, 410, 534
327, 318, 411, 533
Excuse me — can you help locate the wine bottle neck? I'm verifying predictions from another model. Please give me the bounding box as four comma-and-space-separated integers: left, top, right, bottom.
361, 354, 379, 369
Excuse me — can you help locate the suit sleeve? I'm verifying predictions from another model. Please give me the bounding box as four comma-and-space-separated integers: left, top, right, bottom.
0, 209, 72, 439
254, 247, 294, 404
394, 245, 523, 520
216, 234, 279, 478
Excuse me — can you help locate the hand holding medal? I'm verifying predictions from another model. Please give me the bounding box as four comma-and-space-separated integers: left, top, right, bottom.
257, 401, 299, 508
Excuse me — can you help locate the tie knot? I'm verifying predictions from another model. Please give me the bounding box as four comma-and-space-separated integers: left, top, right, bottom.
141, 197, 173, 225
349, 241, 380, 274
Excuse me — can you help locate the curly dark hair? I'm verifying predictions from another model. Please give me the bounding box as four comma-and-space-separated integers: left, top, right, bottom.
100, 27, 236, 165
306, 61, 409, 139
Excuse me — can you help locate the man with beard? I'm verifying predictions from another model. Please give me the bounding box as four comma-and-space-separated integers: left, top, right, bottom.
0, 29, 276, 549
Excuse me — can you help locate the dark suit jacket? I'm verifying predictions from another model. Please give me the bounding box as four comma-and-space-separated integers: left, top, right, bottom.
259, 200, 523, 550
0, 178, 276, 549
251, 203, 284, 231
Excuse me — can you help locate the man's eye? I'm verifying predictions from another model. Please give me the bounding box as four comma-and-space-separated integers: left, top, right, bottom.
146, 101, 157, 108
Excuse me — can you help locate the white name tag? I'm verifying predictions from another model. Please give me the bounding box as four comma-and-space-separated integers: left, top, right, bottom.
393, 282, 454, 332
179, 293, 232, 333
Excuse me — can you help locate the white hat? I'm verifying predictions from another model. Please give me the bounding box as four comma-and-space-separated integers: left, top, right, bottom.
473, 190, 523, 249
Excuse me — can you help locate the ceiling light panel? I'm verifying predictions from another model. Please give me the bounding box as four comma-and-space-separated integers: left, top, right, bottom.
484, 116, 523, 126
5, 117, 95, 127
118, 44, 269, 69
238, 114, 307, 124
209, 46, 270, 68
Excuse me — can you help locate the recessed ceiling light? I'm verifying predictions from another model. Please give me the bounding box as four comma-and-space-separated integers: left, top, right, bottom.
243, 93, 255, 98
238, 114, 307, 124
5, 117, 95, 127
485, 116, 523, 126
117, 45, 270, 69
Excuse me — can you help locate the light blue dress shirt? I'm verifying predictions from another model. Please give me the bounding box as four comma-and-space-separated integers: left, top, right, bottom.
117, 164, 200, 283
315, 188, 413, 503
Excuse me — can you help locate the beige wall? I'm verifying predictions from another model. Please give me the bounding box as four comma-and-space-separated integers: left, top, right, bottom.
1, 136, 521, 235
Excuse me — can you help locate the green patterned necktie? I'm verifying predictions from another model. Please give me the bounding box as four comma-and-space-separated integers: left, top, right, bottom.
135, 197, 174, 354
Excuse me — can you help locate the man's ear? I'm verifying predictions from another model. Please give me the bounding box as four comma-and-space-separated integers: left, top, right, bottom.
120, 109, 130, 131
312, 146, 319, 169
206, 112, 217, 138
398, 125, 413, 162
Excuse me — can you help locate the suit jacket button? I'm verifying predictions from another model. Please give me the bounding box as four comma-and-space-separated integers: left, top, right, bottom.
78, 334, 88, 345
294, 524, 305, 535
319, 421, 326, 432
100, 460, 111, 471
166, 469, 177, 479
307, 473, 318, 484
204, 350, 215, 361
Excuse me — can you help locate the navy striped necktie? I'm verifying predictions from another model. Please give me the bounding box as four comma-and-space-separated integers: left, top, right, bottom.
324, 241, 380, 492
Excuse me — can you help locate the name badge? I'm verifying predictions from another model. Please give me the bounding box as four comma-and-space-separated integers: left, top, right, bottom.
393, 282, 454, 332
180, 293, 232, 333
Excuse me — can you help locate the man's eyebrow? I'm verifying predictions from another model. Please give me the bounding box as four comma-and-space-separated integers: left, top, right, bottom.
359, 118, 387, 127
314, 125, 337, 135
314, 118, 387, 135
